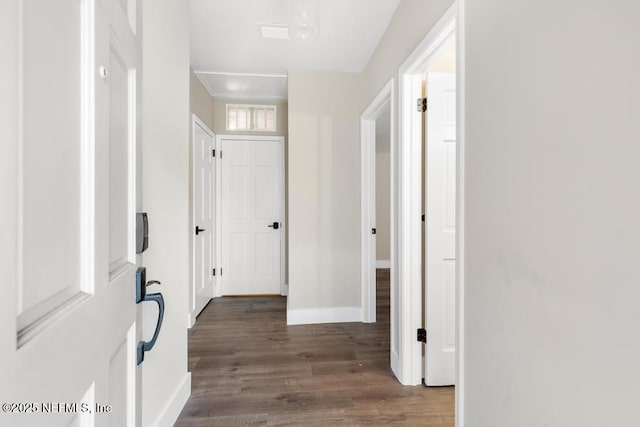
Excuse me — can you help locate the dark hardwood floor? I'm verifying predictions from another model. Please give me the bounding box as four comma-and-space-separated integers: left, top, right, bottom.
175, 269, 454, 426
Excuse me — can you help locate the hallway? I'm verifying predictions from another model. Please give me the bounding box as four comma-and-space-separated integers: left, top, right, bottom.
176, 270, 454, 425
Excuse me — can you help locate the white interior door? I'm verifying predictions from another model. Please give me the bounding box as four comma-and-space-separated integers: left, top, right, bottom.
220, 137, 284, 295
192, 118, 215, 321
0, 0, 141, 425
425, 72, 457, 386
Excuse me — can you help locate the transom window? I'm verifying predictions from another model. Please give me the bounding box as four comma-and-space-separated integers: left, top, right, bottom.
226, 104, 277, 132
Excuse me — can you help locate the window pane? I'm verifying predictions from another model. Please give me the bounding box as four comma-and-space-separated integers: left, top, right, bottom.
237, 108, 247, 129
228, 108, 236, 130
226, 104, 276, 131
256, 109, 266, 130
266, 109, 275, 131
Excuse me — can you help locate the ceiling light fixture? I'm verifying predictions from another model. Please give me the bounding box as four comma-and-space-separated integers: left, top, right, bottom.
288, 0, 319, 41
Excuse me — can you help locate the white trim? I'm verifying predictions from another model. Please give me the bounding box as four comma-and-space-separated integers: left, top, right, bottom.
152, 372, 191, 427
397, 2, 458, 387
191, 114, 216, 327
194, 71, 288, 79
376, 260, 391, 269
279, 139, 287, 297
215, 134, 287, 297
193, 71, 288, 101
187, 312, 195, 329
360, 78, 395, 325
214, 134, 222, 297
287, 307, 361, 326
455, 1, 466, 425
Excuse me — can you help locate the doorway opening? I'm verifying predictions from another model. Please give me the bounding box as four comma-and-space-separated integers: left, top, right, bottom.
396, 1, 465, 423
360, 78, 395, 327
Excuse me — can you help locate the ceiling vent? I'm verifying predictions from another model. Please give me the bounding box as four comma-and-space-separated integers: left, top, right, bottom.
259, 24, 290, 40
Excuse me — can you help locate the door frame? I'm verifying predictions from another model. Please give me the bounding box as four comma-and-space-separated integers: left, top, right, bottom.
190, 114, 216, 327
360, 78, 394, 325
396, 2, 465, 423
215, 134, 287, 297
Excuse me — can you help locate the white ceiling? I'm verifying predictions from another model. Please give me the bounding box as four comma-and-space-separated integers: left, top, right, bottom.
190, 0, 401, 100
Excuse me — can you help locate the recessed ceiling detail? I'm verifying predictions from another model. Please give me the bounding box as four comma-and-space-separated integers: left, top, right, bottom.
195, 72, 288, 101
190, 0, 401, 74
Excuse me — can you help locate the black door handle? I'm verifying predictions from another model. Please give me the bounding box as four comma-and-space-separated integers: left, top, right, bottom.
195, 226, 206, 235
268, 222, 280, 230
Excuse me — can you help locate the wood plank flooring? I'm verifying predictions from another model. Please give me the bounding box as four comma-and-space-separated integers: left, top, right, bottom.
176, 269, 454, 426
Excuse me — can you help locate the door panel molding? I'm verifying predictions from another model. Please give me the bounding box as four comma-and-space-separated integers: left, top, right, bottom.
16, 0, 97, 345
3, 1, 142, 425
217, 134, 286, 296
191, 114, 216, 326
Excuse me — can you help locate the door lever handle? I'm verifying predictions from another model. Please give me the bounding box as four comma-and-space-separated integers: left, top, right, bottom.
268, 222, 280, 230
195, 226, 206, 235
137, 292, 164, 365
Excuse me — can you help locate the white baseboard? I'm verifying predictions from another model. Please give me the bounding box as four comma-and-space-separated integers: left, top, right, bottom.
154, 372, 191, 427
376, 260, 390, 269
287, 306, 361, 325
187, 312, 195, 329
280, 283, 289, 296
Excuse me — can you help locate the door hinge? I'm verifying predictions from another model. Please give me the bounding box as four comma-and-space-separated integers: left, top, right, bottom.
219, 151, 223, 159
417, 97, 427, 113
417, 328, 427, 343
212, 268, 216, 276
220, 268, 223, 276
212, 149, 216, 157
371, 228, 376, 235
422, 214, 425, 222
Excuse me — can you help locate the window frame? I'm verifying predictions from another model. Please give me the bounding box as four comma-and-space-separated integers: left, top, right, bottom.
226, 103, 277, 132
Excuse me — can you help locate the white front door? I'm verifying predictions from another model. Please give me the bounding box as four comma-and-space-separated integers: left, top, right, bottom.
424, 72, 457, 386
1, 0, 141, 425
220, 137, 284, 295
192, 118, 215, 321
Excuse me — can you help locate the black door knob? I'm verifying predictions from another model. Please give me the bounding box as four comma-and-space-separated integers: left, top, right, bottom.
268, 222, 280, 230
195, 226, 206, 235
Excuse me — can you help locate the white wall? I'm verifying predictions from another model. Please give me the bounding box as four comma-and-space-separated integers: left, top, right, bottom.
142, 0, 191, 425
464, 0, 640, 425
190, 68, 215, 130
287, 70, 362, 322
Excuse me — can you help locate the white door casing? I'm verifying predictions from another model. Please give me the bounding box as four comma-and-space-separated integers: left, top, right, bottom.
191, 116, 215, 324
425, 72, 457, 386
397, 4, 458, 387
1, 0, 141, 426
360, 79, 397, 375
219, 136, 285, 296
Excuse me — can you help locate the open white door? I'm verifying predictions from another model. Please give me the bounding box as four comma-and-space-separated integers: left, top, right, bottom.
220, 136, 284, 295
425, 72, 457, 386
1, 0, 142, 425
191, 117, 215, 322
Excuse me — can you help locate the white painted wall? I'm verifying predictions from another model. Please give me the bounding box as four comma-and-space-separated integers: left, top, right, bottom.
190, 68, 215, 131
142, 0, 191, 425
287, 70, 362, 323
464, 0, 640, 425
